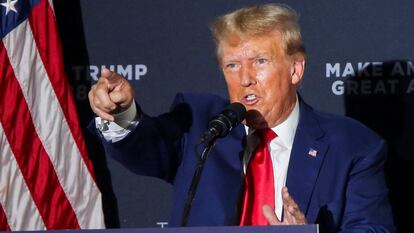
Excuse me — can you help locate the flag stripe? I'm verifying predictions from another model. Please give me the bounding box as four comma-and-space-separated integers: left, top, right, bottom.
4, 1, 104, 228
0, 203, 11, 231
29, 0, 96, 180
0, 41, 80, 229
0, 123, 46, 230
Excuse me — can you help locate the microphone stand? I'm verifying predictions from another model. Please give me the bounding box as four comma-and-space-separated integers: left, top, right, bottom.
180, 138, 216, 227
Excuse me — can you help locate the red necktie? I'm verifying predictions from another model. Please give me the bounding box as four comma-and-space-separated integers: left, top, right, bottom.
240, 128, 277, 226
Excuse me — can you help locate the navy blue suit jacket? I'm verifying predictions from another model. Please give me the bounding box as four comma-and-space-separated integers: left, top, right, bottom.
99, 93, 394, 233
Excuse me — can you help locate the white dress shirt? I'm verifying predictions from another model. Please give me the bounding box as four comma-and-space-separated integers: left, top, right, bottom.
96, 97, 300, 221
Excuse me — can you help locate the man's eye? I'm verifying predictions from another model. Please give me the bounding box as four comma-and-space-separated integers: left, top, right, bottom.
226, 63, 238, 69
256, 58, 267, 64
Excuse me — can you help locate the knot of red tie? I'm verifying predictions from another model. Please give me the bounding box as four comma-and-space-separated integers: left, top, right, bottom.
257, 128, 277, 145
240, 128, 277, 226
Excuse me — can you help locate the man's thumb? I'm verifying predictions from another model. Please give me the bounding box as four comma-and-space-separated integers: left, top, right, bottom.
262, 204, 281, 225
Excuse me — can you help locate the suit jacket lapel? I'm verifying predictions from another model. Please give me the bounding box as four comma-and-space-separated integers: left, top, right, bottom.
286, 100, 329, 216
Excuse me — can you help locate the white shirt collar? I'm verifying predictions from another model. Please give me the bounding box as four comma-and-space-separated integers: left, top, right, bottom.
271, 96, 300, 150
244, 96, 300, 149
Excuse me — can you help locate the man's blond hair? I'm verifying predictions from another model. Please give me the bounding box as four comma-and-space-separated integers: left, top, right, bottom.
210, 3, 306, 59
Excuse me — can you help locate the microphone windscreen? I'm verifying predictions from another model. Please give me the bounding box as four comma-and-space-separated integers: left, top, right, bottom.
225, 102, 246, 127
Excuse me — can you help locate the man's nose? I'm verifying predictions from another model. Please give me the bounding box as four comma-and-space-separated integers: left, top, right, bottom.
240, 66, 257, 87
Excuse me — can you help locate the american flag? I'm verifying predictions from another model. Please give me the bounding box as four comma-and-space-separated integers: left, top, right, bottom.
0, 0, 104, 230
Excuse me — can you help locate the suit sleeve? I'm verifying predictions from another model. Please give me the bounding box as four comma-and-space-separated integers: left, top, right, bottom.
340, 139, 395, 233
94, 93, 192, 183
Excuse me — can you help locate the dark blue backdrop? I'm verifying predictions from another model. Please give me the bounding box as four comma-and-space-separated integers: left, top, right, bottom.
54, 1, 414, 232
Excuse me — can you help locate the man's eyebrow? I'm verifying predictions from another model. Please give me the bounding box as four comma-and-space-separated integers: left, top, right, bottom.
221, 52, 272, 63
221, 57, 239, 63
247, 52, 271, 60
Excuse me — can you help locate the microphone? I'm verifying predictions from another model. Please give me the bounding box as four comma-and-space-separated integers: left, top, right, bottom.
200, 102, 246, 144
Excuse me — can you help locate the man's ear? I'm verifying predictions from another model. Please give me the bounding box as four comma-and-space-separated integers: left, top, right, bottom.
290, 58, 305, 85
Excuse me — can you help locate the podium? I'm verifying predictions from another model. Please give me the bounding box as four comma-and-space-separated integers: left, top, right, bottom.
120, 225, 317, 233
24, 225, 317, 233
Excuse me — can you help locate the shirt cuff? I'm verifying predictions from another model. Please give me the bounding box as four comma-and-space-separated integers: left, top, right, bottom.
95, 102, 139, 143
113, 102, 138, 129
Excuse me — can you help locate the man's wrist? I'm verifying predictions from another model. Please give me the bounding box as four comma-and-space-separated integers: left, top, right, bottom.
95, 102, 140, 142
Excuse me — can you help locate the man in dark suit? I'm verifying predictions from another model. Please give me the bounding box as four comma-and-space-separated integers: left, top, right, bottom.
88, 3, 394, 232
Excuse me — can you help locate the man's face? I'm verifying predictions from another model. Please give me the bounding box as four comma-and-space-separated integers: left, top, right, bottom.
218, 31, 305, 129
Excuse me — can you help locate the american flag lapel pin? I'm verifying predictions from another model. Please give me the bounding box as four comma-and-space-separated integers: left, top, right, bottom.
308, 148, 318, 157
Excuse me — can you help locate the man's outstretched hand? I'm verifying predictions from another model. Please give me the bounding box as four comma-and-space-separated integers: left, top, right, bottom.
88, 68, 134, 121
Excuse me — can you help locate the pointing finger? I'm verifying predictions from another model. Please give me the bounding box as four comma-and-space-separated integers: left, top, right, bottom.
101, 68, 113, 79
101, 68, 123, 87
